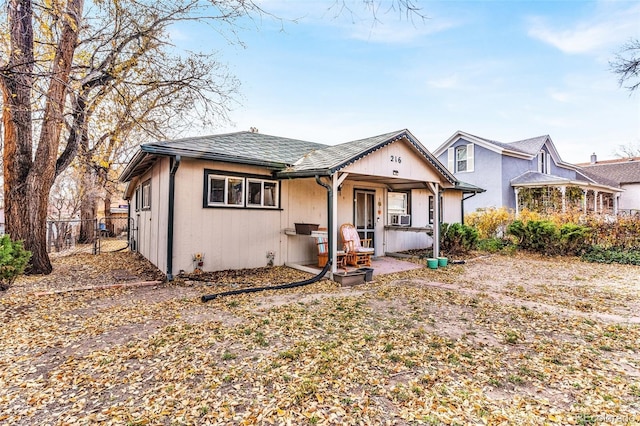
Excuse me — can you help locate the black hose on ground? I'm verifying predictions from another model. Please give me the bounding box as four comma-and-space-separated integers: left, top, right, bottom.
201, 260, 332, 302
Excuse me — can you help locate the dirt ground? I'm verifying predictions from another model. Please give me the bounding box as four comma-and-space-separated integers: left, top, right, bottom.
1, 251, 639, 425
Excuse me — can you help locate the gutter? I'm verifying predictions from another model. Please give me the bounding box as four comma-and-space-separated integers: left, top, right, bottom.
167, 155, 181, 281
461, 192, 478, 225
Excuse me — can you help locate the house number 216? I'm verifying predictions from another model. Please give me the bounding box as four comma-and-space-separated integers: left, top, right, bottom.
390, 155, 402, 163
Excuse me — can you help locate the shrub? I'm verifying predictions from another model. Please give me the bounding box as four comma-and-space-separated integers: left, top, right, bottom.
465, 207, 514, 239
440, 223, 478, 255
507, 220, 559, 254
477, 237, 514, 253
581, 246, 640, 265
0, 235, 32, 291
584, 215, 640, 249
559, 223, 591, 256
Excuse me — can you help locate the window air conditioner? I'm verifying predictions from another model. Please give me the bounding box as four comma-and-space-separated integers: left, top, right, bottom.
390, 214, 411, 226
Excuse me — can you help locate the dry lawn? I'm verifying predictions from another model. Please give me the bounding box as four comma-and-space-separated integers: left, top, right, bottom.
1, 251, 639, 425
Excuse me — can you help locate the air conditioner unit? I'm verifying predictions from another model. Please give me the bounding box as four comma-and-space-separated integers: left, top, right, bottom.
390, 213, 411, 226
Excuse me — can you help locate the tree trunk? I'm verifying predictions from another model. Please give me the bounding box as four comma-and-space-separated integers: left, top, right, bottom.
104, 191, 113, 236
0, 0, 85, 274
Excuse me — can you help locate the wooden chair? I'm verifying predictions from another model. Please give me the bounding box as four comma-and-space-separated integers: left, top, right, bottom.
316, 236, 347, 269
340, 223, 374, 267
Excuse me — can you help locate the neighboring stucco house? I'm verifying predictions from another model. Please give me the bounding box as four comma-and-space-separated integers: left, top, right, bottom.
578, 155, 640, 215
432, 131, 622, 216
120, 129, 481, 279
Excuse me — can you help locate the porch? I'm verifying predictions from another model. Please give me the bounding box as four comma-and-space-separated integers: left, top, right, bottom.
286, 254, 425, 279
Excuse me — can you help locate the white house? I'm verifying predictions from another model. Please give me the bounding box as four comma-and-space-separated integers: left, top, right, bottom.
120, 129, 482, 280
578, 154, 640, 215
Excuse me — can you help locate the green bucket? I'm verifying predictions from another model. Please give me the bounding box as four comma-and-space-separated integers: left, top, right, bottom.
437, 257, 448, 267
427, 258, 438, 269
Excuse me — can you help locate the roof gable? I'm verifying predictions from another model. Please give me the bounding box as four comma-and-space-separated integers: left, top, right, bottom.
281, 129, 455, 184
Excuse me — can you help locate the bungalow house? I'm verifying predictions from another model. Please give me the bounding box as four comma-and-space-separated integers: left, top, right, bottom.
119, 129, 482, 280
432, 131, 622, 217
577, 154, 640, 215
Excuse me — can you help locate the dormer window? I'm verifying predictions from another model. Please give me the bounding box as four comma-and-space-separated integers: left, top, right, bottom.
538, 151, 550, 174
447, 144, 474, 173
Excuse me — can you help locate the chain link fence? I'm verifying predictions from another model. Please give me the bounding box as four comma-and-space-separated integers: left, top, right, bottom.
41, 217, 134, 256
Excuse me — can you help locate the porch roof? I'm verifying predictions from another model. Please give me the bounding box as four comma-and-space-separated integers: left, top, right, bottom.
510, 171, 621, 193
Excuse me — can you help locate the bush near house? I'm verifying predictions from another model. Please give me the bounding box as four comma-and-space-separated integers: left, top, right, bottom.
440, 223, 478, 255
0, 235, 32, 291
506, 220, 591, 256
466, 208, 639, 263
581, 246, 640, 265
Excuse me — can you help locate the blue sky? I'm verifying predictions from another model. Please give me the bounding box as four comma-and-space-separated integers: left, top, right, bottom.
175, 0, 639, 164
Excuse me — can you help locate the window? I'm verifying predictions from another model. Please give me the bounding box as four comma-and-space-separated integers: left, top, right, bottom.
247, 179, 278, 208
134, 187, 140, 212
388, 191, 410, 225
207, 174, 244, 207
141, 180, 151, 210
447, 144, 474, 173
204, 170, 280, 209
428, 196, 443, 224
456, 146, 468, 172
538, 151, 550, 174
388, 192, 408, 215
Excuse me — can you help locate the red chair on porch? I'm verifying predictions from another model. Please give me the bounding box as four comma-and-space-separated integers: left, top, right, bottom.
340, 223, 374, 267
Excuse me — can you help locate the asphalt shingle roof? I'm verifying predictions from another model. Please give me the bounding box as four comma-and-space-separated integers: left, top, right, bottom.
579, 159, 640, 185
510, 171, 571, 185
290, 130, 407, 172
143, 131, 328, 166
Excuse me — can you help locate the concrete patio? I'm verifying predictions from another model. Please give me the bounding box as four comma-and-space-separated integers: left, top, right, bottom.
288, 255, 425, 278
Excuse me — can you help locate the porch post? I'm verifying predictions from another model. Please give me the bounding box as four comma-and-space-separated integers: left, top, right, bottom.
582, 189, 588, 214
331, 174, 340, 275
331, 173, 349, 274
614, 194, 619, 215
599, 192, 603, 213
594, 190, 599, 213
559, 186, 566, 213
433, 182, 440, 259
514, 187, 520, 217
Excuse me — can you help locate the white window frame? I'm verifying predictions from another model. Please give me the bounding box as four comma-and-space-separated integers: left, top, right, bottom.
134, 187, 141, 212
448, 143, 474, 173
247, 179, 279, 208
207, 174, 245, 207
141, 180, 151, 210
538, 151, 550, 174
428, 195, 444, 224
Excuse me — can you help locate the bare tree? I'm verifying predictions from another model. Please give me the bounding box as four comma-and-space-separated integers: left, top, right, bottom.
0, 0, 258, 273
614, 141, 640, 158
611, 38, 640, 92
1, 0, 427, 275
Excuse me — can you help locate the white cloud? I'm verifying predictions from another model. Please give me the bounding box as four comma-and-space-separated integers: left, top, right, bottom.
548, 89, 571, 103
527, 2, 640, 54
344, 18, 458, 44
428, 74, 461, 89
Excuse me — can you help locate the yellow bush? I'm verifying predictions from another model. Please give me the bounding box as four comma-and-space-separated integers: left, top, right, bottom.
465, 207, 514, 239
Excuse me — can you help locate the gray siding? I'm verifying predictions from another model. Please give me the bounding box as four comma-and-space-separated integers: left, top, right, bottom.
502, 155, 534, 209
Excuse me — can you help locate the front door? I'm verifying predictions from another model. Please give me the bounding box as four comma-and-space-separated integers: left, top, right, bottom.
354, 189, 375, 249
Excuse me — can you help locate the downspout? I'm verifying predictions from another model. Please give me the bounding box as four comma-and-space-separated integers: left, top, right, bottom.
167, 155, 181, 281
200, 174, 334, 302
461, 192, 478, 225
315, 175, 334, 268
